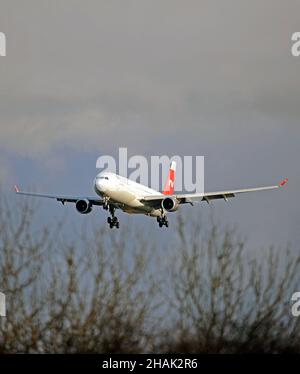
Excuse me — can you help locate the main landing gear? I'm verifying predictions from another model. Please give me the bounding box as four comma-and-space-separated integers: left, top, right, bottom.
106, 204, 119, 229
157, 215, 169, 228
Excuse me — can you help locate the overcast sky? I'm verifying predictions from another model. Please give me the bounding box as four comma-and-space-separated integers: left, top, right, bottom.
0, 0, 299, 249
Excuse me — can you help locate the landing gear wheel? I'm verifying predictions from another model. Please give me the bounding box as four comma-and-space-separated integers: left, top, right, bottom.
107, 206, 119, 228
108, 218, 119, 229
157, 215, 169, 228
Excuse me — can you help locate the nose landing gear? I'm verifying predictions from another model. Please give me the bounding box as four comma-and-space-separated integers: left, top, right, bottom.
105, 204, 119, 229
107, 216, 119, 229
103, 196, 110, 210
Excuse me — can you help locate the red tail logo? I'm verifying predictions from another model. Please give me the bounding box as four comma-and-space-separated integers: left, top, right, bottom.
163, 161, 176, 195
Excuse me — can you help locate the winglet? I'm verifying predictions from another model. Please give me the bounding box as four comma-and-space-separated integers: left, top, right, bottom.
14, 185, 20, 193
279, 178, 288, 187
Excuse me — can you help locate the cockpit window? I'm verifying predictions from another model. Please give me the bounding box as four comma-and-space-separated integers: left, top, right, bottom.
97, 176, 109, 180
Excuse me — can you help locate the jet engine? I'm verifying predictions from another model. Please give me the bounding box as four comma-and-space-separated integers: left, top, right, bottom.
75, 199, 93, 214
161, 197, 179, 212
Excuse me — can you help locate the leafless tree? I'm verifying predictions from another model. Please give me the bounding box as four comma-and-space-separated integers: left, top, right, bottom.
1, 194, 299, 353
0, 194, 158, 353
160, 213, 300, 353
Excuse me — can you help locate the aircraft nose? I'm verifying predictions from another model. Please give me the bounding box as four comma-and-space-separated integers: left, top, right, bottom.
95, 178, 107, 193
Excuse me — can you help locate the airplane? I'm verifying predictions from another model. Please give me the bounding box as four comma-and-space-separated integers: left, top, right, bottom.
14, 161, 288, 229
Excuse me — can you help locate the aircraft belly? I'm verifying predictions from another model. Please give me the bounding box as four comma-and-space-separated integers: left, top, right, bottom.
107, 188, 160, 216
110, 193, 151, 215
108, 189, 147, 209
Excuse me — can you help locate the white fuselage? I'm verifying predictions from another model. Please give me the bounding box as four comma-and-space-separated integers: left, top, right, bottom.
94, 172, 163, 217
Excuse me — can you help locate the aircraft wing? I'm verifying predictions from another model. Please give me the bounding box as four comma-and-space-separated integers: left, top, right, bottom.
141, 178, 288, 207
14, 185, 104, 206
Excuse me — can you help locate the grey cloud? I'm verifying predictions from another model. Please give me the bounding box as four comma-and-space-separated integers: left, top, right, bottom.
0, 0, 299, 247
0, 0, 299, 155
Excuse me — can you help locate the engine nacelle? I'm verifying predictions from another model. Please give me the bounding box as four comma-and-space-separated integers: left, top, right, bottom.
161, 197, 179, 212
75, 199, 93, 214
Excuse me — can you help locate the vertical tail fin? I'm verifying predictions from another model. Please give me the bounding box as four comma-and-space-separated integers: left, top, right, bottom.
163, 161, 176, 195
